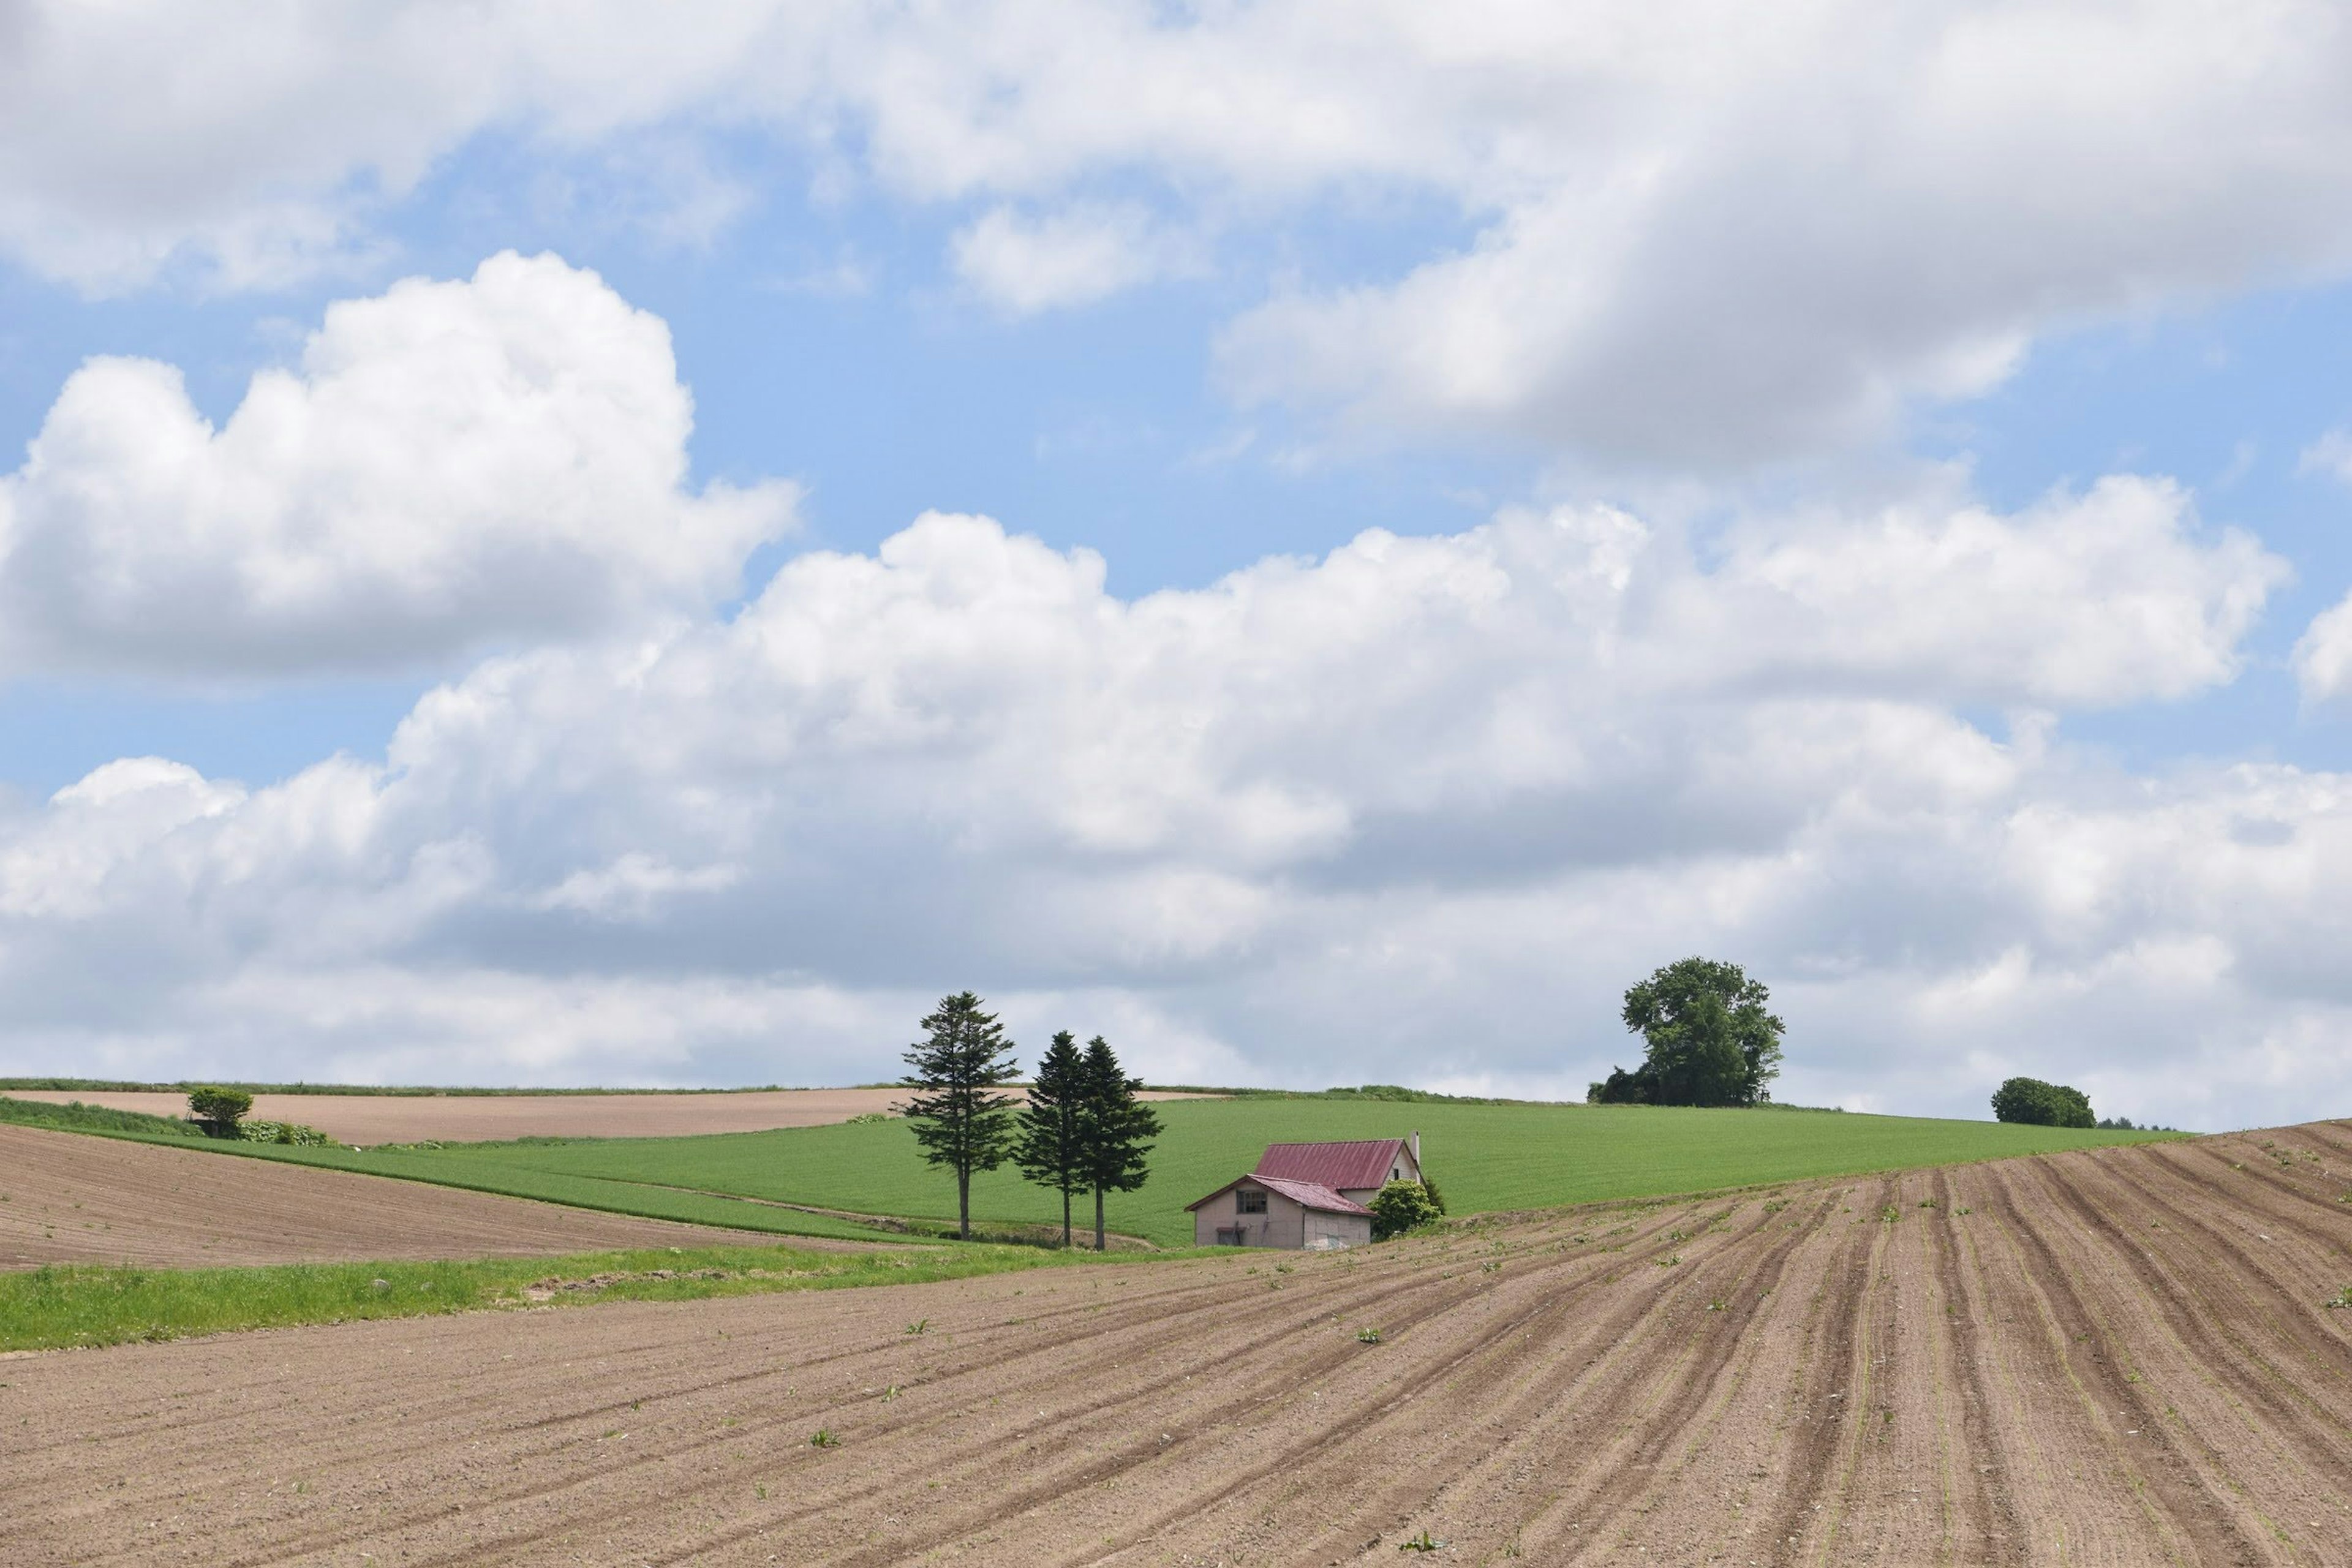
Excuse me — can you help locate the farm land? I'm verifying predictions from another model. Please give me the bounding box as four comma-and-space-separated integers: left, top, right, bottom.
10, 1089, 2352, 1564
7, 1121, 2352, 1562
9, 1090, 2176, 1248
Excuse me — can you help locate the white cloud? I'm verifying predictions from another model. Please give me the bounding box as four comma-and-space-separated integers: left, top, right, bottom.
0, 484, 2329, 1129
2293, 592, 2352, 706
950, 204, 1199, 314
0, 251, 795, 676
15, 5, 2352, 464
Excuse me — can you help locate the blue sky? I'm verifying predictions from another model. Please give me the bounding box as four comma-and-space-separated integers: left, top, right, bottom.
7, 3, 2352, 1128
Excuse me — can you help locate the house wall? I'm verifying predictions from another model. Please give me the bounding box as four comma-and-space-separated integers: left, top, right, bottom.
1303, 1210, 1371, 1250
1192, 1186, 1367, 1250
1195, 1185, 1306, 1248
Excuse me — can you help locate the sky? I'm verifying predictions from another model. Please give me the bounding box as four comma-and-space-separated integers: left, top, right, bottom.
7, 3, 2352, 1128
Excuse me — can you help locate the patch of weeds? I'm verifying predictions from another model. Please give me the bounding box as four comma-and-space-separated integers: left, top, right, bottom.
810, 1428, 842, 1449
1356, 1327, 1384, 1344
1480, 1260, 1502, 1273
1655, 1254, 1681, 1268
1705, 1298, 1727, 1312
904, 1318, 929, 1335
1397, 1531, 1445, 1553
755, 1483, 768, 1501
1879, 1204, 1902, 1224
880, 1384, 900, 1401
1918, 1198, 1939, 1209
2322, 1286, 2352, 1311
1955, 1205, 1972, 1216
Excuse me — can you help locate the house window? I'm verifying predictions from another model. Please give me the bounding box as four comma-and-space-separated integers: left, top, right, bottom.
1236, 1188, 1268, 1215
1215, 1227, 1245, 1246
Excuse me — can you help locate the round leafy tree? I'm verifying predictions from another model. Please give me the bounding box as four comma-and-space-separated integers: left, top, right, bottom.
186, 1085, 252, 1136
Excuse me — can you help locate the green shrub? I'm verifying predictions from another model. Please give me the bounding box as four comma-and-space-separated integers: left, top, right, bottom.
237, 1120, 332, 1147
186, 1085, 254, 1136
1368, 1179, 1442, 1241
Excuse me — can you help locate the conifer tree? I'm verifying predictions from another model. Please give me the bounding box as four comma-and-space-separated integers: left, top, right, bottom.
1014, 1030, 1087, 1248
897, 991, 1020, 1240
1076, 1035, 1159, 1252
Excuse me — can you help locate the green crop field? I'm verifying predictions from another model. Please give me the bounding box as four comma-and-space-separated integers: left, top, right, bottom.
0, 1238, 1111, 1353
145, 1097, 2179, 1249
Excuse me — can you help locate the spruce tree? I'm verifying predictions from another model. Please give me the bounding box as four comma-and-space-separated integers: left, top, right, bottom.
897, 991, 1020, 1240
1014, 1030, 1087, 1248
1076, 1035, 1159, 1252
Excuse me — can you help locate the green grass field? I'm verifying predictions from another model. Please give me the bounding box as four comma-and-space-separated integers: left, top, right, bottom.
134, 1098, 2177, 1249
0, 1238, 1112, 1353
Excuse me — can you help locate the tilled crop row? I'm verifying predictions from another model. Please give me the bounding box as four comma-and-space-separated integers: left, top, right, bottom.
7, 1125, 2352, 1564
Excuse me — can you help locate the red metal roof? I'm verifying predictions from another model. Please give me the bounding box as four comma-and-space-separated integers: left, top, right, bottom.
1254, 1138, 1406, 1192
1183, 1172, 1371, 1216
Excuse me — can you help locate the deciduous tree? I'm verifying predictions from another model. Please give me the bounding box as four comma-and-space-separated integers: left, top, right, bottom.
1991, 1076, 2094, 1128
1593, 958, 1784, 1107
186, 1085, 252, 1137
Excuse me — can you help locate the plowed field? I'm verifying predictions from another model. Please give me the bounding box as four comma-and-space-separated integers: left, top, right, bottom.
9, 1124, 2352, 1566
0, 1125, 785, 1268
5, 1087, 1216, 1143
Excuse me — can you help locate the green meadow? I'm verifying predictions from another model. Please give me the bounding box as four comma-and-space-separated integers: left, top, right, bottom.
92, 1096, 2179, 1250
0, 1238, 1101, 1353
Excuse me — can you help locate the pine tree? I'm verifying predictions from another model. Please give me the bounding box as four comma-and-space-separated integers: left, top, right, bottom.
1076, 1035, 1159, 1252
1014, 1030, 1087, 1248
897, 992, 1020, 1240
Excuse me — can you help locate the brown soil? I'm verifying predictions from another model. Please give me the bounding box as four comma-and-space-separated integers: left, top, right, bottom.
0, 1125, 790, 1268
9, 1123, 2352, 1566
5, 1086, 1216, 1143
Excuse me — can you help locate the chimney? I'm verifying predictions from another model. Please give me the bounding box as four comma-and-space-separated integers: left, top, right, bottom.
1411, 1129, 1421, 1172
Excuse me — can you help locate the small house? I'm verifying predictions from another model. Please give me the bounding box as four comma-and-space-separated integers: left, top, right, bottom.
1185, 1133, 1425, 1250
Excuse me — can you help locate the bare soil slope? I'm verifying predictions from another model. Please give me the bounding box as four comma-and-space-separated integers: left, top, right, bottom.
10, 1123, 2352, 1565
0, 1125, 789, 1268
8, 1086, 1214, 1142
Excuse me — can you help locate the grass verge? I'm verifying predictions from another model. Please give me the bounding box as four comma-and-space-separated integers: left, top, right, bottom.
0, 1239, 1132, 1354
0, 1094, 203, 1139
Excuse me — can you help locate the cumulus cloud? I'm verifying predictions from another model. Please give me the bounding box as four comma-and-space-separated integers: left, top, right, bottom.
950, 204, 1200, 314
2293, 592, 2352, 706
0, 251, 794, 676
16, 5, 2352, 463
0, 485, 2328, 1129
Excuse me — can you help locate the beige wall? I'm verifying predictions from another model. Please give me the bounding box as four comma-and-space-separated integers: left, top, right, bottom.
1303, 1210, 1372, 1250
1194, 1183, 1366, 1250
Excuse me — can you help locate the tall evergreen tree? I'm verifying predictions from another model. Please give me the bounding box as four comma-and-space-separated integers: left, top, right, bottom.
897, 991, 1020, 1240
1013, 1030, 1087, 1248
1076, 1035, 1159, 1252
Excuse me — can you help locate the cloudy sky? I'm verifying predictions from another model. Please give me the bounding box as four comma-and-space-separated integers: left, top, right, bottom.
7, 2, 2352, 1127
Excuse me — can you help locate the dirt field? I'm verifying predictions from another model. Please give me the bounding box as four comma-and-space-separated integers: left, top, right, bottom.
0, 1125, 790, 1268
6, 1086, 1215, 1143
10, 1123, 2352, 1565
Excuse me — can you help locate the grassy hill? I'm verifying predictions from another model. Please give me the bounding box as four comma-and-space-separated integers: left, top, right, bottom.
333, 1096, 2176, 1247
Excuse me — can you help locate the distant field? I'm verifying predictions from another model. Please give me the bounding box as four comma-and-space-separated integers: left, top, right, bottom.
154, 1096, 2177, 1248
2, 1085, 1216, 1143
